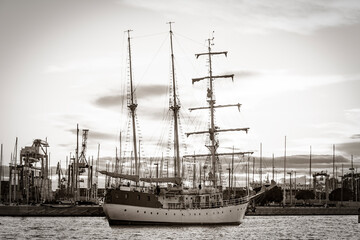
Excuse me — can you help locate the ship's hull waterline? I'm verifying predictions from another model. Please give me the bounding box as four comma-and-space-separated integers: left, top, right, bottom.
103, 202, 248, 225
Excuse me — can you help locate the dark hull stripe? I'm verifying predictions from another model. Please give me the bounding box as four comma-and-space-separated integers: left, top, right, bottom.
108, 219, 241, 226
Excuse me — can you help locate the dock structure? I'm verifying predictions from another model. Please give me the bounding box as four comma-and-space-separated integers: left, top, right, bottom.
57, 124, 97, 203
0, 124, 99, 205
2, 138, 53, 204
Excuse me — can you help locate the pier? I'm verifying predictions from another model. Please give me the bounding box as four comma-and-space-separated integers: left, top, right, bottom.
0, 205, 104, 217
246, 206, 360, 216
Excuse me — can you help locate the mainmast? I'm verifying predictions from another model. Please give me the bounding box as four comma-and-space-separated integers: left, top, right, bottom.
168, 22, 181, 179
188, 37, 251, 188
126, 30, 139, 177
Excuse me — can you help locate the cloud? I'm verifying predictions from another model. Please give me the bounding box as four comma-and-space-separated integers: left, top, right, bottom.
57, 143, 74, 148
68, 129, 117, 141
351, 134, 360, 139
136, 84, 168, 98
231, 70, 260, 78
94, 84, 168, 108
94, 94, 124, 108
89, 131, 117, 141
246, 154, 350, 170
43, 57, 119, 74
230, 72, 359, 103
337, 141, 360, 156
345, 108, 360, 123
122, 0, 360, 34
250, 154, 353, 178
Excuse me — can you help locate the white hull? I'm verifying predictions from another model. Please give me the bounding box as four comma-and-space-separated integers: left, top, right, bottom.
103, 202, 248, 225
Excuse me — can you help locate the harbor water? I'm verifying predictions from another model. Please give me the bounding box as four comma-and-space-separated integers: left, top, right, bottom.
0, 215, 359, 239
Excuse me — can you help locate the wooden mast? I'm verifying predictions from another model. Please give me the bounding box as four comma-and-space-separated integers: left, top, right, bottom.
207, 38, 218, 188
126, 30, 139, 178
167, 22, 181, 179
189, 37, 251, 188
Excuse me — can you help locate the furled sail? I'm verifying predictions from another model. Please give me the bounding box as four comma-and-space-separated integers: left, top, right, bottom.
98, 170, 139, 182
139, 177, 182, 185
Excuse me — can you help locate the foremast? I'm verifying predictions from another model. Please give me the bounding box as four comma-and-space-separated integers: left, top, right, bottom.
99, 30, 140, 183
126, 30, 139, 178
186, 37, 252, 188
168, 22, 181, 180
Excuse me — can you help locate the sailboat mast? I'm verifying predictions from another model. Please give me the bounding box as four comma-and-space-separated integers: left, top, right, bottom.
272, 153, 275, 181
309, 145, 312, 189
190, 36, 244, 188
168, 22, 181, 178
260, 142, 262, 183
206, 38, 218, 188
126, 30, 139, 177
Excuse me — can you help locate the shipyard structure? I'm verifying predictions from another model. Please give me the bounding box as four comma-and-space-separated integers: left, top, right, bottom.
0, 125, 103, 205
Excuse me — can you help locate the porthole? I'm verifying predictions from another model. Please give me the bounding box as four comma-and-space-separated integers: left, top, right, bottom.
166, 213, 168, 215
144, 211, 146, 214
157, 212, 159, 215
174, 213, 176, 215
124, 209, 127, 211
230, 210, 232, 212
206, 213, 208, 215
137, 210, 139, 213
151, 212, 152, 214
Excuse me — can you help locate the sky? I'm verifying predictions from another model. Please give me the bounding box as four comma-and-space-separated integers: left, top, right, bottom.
0, 0, 360, 186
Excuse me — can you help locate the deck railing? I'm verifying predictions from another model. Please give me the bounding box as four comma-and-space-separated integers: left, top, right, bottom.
166, 196, 249, 210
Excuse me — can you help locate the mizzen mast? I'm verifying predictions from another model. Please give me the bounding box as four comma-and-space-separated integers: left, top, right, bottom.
167, 22, 181, 179
188, 37, 251, 188
126, 30, 139, 177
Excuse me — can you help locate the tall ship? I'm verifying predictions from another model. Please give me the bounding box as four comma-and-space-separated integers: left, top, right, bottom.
101, 24, 255, 225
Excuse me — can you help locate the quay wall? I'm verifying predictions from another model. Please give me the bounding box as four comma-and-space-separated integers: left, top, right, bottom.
0, 205, 358, 217
246, 206, 359, 216
0, 205, 105, 216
